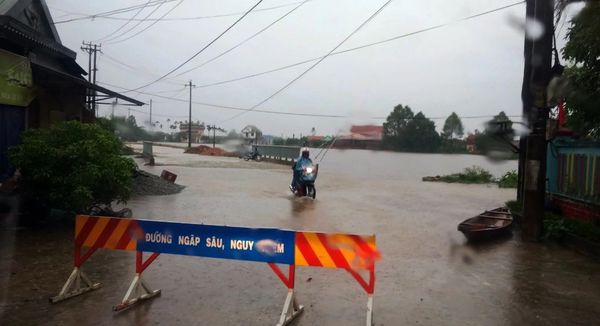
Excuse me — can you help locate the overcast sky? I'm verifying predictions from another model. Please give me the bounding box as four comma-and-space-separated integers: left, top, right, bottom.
46, 0, 582, 137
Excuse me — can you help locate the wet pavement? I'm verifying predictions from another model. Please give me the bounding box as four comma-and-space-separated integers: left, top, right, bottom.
1, 145, 599, 325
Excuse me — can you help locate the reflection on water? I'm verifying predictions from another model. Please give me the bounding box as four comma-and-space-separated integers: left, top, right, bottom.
289, 197, 316, 217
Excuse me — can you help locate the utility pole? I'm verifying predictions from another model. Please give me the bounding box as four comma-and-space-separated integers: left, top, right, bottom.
185, 81, 196, 148
520, 0, 554, 241
206, 124, 225, 148
80, 42, 101, 115
149, 99, 153, 128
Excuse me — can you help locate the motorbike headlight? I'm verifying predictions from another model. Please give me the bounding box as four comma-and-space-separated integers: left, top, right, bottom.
305, 167, 313, 173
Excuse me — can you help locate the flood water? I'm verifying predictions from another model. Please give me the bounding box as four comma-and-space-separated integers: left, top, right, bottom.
1, 145, 598, 326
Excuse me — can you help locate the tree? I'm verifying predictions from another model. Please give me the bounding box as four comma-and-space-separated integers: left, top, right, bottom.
9, 121, 136, 214
442, 112, 464, 139
383, 105, 441, 152
383, 104, 414, 149
403, 112, 441, 152
562, 2, 600, 138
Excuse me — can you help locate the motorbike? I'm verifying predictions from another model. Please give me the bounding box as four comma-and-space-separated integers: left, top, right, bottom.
243, 150, 262, 161
88, 204, 133, 218
291, 164, 318, 199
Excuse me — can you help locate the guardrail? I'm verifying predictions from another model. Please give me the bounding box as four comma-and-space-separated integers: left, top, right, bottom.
254, 145, 300, 162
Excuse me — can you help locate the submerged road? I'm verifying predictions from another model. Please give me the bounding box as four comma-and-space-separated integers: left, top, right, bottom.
1, 145, 599, 325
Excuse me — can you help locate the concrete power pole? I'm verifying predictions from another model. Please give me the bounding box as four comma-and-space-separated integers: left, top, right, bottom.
520, 0, 554, 241
185, 81, 196, 148
149, 99, 153, 129
80, 42, 101, 116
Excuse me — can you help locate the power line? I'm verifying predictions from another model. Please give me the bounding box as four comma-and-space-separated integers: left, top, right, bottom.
193, 1, 525, 89
219, 0, 394, 123
106, 0, 186, 44
94, 0, 152, 42
99, 80, 523, 121
99, 52, 188, 85
52, 1, 310, 23
126, 0, 264, 92
52, 0, 177, 24
103, 0, 167, 43
173, 0, 311, 78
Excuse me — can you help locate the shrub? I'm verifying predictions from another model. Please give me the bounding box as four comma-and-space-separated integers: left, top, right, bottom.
439, 166, 494, 184
497, 170, 518, 188
9, 121, 136, 214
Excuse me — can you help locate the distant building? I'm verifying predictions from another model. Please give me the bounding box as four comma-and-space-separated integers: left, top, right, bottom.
466, 134, 476, 153
335, 125, 383, 149
179, 122, 205, 143
241, 125, 262, 143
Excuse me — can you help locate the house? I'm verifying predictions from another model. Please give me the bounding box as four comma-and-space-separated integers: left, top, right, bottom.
466, 134, 476, 153
0, 0, 143, 181
335, 125, 383, 149
179, 122, 205, 144
241, 125, 262, 143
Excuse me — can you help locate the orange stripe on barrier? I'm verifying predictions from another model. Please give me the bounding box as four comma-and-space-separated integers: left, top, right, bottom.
125, 239, 137, 251
295, 232, 378, 269
303, 232, 336, 268
105, 219, 130, 249
83, 217, 110, 247
294, 244, 308, 266
75, 215, 88, 237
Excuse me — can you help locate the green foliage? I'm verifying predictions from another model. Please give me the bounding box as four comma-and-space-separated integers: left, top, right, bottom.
542, 213, 600, 243
9, 121, 136, 213
497, 170, 518, 188
438, 166, 494, 184
505, 200, 522, 215
383, 105, 441, 152
543, 213, 569, 241
442, 112, 464, 139
562, 2, 600, 138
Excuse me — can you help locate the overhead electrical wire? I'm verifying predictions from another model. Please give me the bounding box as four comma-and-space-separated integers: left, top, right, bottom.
103, 0, 168, 43
190, 1, 525, 89
173, 0, 311, 78
96, 1, 525, 121
52, 0, 178, 24
108, 79, 525, 120
219, 0, 395, 123
52, 1, 309, 23
100, 80, 522, 121
99, 52, 188, 85
125, 0, 265, 92
106, 0, 186, 44
94, 0, 152, 42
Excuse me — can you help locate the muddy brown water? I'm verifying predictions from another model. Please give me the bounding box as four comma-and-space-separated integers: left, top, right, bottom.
1, 146, 599, 325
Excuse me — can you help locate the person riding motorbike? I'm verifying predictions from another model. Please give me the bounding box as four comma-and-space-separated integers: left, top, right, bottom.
290, 147, 313, 192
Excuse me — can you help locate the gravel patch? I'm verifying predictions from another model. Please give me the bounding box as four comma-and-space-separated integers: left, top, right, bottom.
133, 170, 185, 196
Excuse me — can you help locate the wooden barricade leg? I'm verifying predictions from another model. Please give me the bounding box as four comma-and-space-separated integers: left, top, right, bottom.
50, 245, 101, 303
268, 263, 304, 326
113, 251, 161, 311
345, 266, 376, 326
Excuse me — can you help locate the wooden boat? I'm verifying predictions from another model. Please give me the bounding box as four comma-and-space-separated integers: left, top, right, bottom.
458, 207, 513, 241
